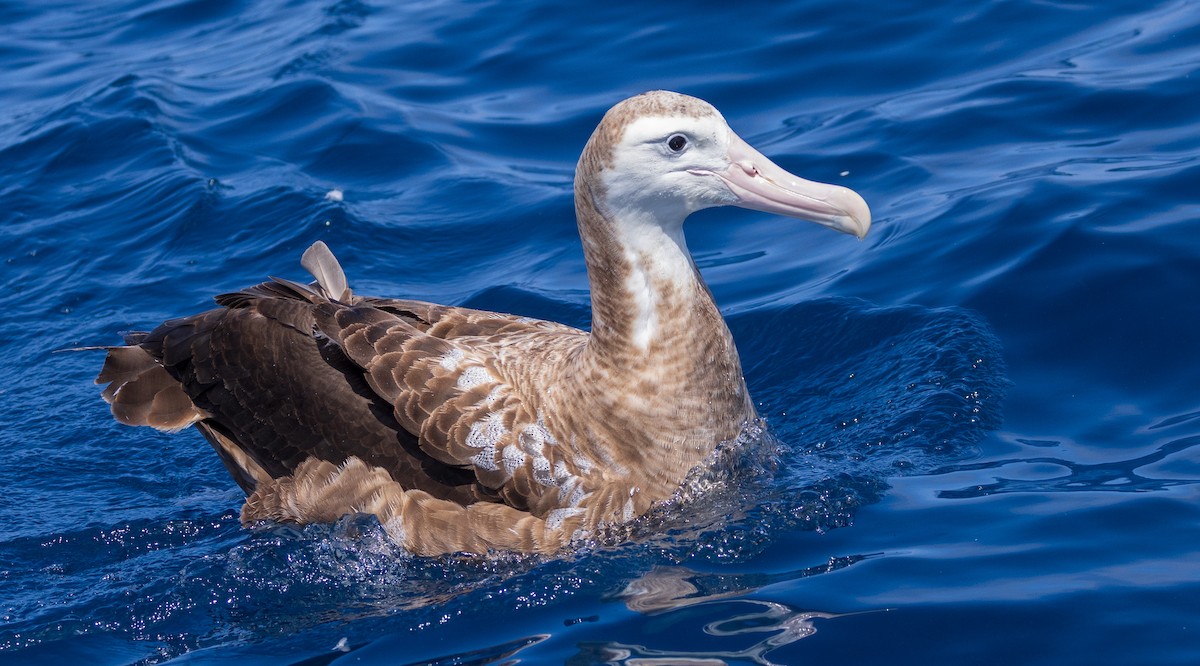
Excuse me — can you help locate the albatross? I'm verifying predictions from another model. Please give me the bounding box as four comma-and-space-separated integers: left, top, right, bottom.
95, 91, 870, 556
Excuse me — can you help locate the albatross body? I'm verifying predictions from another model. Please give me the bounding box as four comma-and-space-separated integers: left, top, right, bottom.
96, 91, 870, 556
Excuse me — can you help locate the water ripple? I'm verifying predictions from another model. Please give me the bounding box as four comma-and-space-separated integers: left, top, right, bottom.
1, 0, 1198, 663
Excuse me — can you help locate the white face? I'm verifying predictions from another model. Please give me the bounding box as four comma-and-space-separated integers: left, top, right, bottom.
602, 114, 741, 225
594, 94, 871, 240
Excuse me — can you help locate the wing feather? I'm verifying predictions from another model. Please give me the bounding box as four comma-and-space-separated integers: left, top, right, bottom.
136, 298, 487, 506
97, 242, 614, 553
309, 298, 598, 518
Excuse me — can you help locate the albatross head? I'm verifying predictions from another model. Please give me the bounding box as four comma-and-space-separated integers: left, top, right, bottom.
584, 90, 871, 240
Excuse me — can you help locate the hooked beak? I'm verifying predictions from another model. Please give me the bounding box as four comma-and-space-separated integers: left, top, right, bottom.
701, 130, 871, 239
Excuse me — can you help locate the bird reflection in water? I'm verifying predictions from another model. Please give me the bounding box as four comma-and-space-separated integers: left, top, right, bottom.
569, 565, 882, 665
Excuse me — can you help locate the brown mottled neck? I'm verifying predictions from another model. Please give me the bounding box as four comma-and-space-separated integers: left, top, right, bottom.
571, 125, 754, 434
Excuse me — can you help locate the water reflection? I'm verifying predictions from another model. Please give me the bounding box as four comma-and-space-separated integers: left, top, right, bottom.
574, 596, 849, 665
934, 435, 1200, 498
569, 564, 880, 665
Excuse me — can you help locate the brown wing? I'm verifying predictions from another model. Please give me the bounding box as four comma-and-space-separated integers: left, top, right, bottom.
97, 242, 606, 552
310, 300, 594, 517
135, 281, 490, 506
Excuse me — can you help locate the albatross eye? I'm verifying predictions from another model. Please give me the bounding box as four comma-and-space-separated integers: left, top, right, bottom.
667, 134, 688, 152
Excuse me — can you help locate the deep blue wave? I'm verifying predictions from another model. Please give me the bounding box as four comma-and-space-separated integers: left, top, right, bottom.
2, 0, 1198, 664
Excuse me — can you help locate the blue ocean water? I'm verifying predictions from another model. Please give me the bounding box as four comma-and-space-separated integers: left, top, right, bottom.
2, 0, 1198, 663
